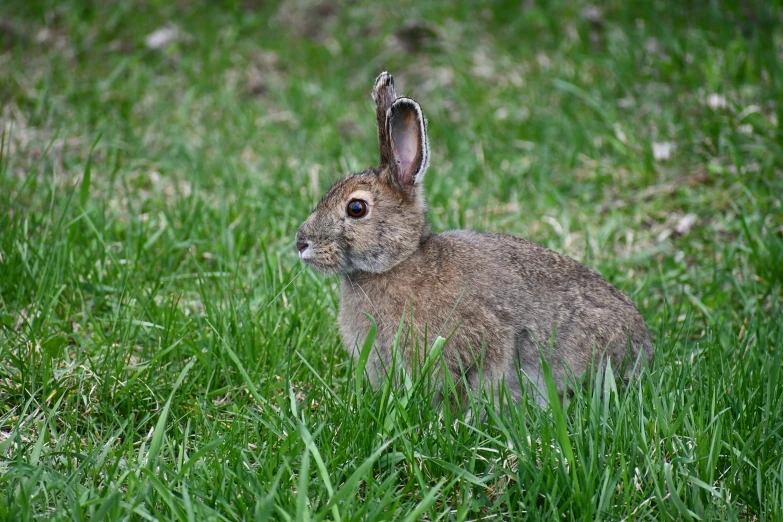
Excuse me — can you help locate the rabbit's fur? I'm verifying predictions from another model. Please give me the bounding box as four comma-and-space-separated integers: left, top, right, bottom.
296, 72, 652, 403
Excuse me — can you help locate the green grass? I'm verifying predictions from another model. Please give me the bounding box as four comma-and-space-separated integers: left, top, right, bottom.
1, 0, 782, 519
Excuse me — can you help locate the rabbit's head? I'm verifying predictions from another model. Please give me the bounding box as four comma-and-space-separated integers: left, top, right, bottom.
296, 72, 430, 275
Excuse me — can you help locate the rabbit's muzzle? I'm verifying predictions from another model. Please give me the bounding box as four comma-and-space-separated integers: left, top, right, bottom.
295, 220, 345, 275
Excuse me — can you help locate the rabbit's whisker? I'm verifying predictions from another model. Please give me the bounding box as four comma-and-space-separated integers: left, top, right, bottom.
259, 265, 307, 312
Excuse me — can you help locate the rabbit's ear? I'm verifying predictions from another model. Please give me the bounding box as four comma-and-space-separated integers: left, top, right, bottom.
372, 72, 397, 167
388, 97, 429, 188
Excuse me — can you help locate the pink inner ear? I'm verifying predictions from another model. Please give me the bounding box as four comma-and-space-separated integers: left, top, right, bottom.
392, 139, 413, 178
391, 112, 419, 185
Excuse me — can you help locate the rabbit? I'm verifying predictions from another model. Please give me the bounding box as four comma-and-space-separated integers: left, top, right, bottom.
295, 72, 653, 405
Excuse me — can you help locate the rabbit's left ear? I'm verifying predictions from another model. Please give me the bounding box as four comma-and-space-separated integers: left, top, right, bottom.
387, 97, 429, 188
372, 72, 397, 167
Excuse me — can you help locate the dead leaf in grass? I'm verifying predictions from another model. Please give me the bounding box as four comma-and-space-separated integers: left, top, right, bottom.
394, 20, 439, 53
0, 18, 24, 49
674, 213, 698, 235
652, 141, 674, 161
145, 24, 187, 50
705, 93, 728, 110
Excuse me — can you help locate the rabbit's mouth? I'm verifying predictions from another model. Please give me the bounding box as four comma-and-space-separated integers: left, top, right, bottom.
298, 243, 344, 275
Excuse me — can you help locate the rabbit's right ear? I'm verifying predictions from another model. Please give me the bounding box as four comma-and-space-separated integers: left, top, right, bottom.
372, 72, 397, 167
387, 97, 429, 188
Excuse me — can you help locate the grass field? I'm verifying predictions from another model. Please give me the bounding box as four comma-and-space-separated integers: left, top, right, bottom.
1, 0, 782, 520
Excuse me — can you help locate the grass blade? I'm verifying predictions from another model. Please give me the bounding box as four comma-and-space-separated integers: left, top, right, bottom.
402, 478, 446, 522
296, 448, 311, 522
664, 462, 699, 521
355, 313, 378, 401
146, 359, 195, 470
79, 131, 102, 207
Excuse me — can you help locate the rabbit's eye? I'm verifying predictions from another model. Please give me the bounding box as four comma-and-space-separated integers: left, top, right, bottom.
346, 199, 368, 218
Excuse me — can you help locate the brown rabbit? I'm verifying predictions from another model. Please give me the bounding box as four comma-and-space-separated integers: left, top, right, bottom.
296, 72, 652, 404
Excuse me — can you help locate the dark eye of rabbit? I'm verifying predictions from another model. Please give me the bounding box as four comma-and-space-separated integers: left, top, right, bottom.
346, 199, 368, 218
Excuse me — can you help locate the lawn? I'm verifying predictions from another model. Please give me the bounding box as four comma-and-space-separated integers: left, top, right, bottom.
1, 0, 782, 520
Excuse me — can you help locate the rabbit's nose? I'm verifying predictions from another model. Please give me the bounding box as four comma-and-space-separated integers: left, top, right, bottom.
296, 240, 309, 253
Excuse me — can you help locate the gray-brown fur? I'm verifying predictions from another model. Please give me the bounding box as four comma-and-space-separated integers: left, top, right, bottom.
296, 72, 653, 403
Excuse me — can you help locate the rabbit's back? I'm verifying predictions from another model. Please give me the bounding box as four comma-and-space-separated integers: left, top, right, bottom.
443, 230, 652, 375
